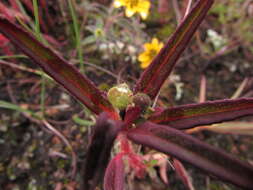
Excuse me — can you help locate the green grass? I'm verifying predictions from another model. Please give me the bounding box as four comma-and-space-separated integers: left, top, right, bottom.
33, 0, 46, 117
0, 100, 41, 120
0, 54, 27, 59
67, 0, 84, 73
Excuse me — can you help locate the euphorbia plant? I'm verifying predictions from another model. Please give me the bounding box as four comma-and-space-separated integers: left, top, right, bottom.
1, 0, 253, 189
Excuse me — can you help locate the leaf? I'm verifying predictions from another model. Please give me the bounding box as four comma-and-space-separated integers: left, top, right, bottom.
21, 0, 48, 32
127, 122, 253, 189
83, 112, 121, 190
0, 100, 40, 119
9, 0, 20, 11
72, 115, 94, 127
134, 0, 214, 99
173, 159, 195, 190
0, 2, 28, 22
0, 16, 118, 119
201, 122, 253, 135
124, 106, 142, 125
104, 154, 125, 190
149, 98, 253, 129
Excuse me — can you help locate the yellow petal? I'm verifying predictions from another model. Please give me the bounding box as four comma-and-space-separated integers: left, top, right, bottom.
152, 38, 159, 46
142, 0, 151, 9
137, 1, 150, 12
140, 11, 148, 19
113, 0, 123, 8
144, 43, 152, 50
137, 1, 150, 19
138, 53, 149, 62
141, 61, 150, 69
125, 9, 135, 17
158, 42, 164, 50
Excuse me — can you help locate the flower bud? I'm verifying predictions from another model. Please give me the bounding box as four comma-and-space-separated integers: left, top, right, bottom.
107, 83, 133, 110
132, 93, 151, 112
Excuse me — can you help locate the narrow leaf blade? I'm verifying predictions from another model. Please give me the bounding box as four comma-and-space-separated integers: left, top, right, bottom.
201, 122, 253, 135
0, 16, 118, 118
173, 159, 195, 190
127, 122, 253, 189
83, 113, 121, 190
104, 154, 125, 190
134, 0, 214, 99
149, 98, 253, 129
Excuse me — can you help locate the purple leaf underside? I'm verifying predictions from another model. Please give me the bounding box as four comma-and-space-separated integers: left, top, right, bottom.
134, 0, 214, 99
124, 106, 142, 125
149, 98, 253, 129
104, 154, 125, 190
83, 113, 121, 190
0, 16, 118, 118
127, 122, 253, 189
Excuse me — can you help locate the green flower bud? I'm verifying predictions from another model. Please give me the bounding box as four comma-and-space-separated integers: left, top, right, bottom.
107, 83, 133, 110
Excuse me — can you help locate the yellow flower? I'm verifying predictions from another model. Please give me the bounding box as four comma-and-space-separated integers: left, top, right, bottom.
113, 0, 151, 19
138, 38, 164, 69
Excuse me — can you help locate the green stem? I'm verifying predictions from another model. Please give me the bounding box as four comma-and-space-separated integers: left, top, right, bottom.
33, 0, 46, 117
33, 0, 43, 41
67, 0, 84, 73
0, 55, 27, 59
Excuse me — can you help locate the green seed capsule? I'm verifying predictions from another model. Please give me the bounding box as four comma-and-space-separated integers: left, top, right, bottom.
107, 83, 133, 110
